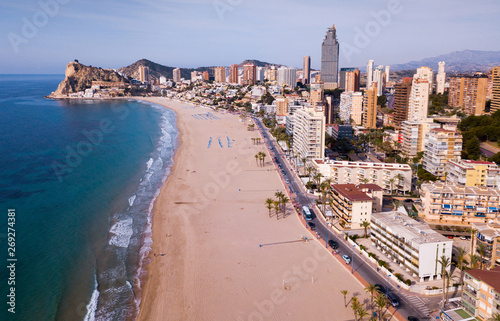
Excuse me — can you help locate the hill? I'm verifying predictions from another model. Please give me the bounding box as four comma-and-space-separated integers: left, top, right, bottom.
117, 59, 210, 82
238, 59, 282, 68
391, 50, 500, 73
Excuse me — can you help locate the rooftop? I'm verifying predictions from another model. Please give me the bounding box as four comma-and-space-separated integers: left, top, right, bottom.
372, 211, 450, 245
466, 267, 500, 294
332, 184, 383, 202
312, 159, 411, 171
421, 182, 500, 197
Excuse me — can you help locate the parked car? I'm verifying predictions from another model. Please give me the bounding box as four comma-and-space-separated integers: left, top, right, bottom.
447, 236, 454, 239
374, 284, 386, 294
460, 236, 467, 240
307, 222, 316, 230
328, 240, 339, 249
342, 255, 351, 264
407, 317, 419, 321
387, 293, 400, 307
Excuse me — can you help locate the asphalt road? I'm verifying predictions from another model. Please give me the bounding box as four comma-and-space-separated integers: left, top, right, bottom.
254, 117, 437, 320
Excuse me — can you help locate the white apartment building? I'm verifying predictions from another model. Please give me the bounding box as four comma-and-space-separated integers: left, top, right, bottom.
401, 119, 440, 157
278, 67, 297, 87
408, 78, 430, 121
446, 159, 500, 188
436, 62, 446, 94
292, 107, 326, 160
331, 184, 383, 229
373, 65, 385, 96
173, 68, 181, 83
423, 128, 462, 178
414, 66, 434, 91
311, 160, 412, 194
371, 211, 453, 281
339, 91, 363, 125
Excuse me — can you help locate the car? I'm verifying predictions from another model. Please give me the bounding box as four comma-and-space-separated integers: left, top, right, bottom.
307, 222, 315, 229
460, 236, 467, 240
447, 236, 454, 239
407, 317, 419, 321
328, 240, 339, 249
387, 293, 400, 307
285, 179, 290, 184
342, 255, 351, 264
374, 284, 386, 294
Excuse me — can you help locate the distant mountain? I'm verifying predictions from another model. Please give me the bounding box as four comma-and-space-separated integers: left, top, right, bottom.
238, 59, 282, 68
391, 50, 500, 73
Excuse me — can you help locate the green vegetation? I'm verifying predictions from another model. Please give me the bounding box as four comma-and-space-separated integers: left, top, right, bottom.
428, 93, 449, 115
324, 88, 344, 100
417, 166, 437, 182
458, 110, 500, 162
377, 95, 387, 108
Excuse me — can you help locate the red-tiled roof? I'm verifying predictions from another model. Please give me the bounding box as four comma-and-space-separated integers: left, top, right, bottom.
332, 184, 380, 202
466, 267, 500, 294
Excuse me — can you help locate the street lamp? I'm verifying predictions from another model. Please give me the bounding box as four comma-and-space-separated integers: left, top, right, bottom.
386, 273, 392, 306
351, 244, 356, 274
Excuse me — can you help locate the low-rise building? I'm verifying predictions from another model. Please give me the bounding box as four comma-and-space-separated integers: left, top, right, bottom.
446, 160, 500, 188
312, 160, 412, 194
472, 221, 500, 269
422, 128, 462, 178
462, 267, 500, 320
331, 184, 383, 229
327, 124, 353, 140
420, 182, 500, 226
371, 211, 453, 281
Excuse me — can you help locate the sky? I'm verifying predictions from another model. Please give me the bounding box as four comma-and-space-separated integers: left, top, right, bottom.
1, 0, 499, 74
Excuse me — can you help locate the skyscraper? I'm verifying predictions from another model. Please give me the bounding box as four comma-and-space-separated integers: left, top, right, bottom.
339, 68, 359, 91
243, 64, 256, 85
393, 78, 413, 130
366, 60, 374, 89
277, 67, 297, 87
449, 74, 488, 116
436, 62, 446, 94
492, 66, 500, 114
214, 66, 226, 83
321, 25, 339, 89
363, 84, 378, 129
408, 78, 430, 121
372, 65, 385, 96
229, 64, 239, 84
139, 66, 150, 83
172, 68, 181, 83
303, 56, 311, 84
414, 66, 433, 92
384, 66, 390, 84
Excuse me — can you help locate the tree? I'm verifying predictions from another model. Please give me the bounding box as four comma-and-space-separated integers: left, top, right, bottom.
306, 166, 314, 182
341, 290, 349, 307
301, 157, 308, 175
313, 173, 323, 189
255, 153, 260, 166
364, 283, 377, 312
455, 246, 467, 287
265, 198, 274, 217
487, 313, 500, 321
357, 306, 369, 321
351, 296, 361, 321
361, 178, 369, 184
281, 196, 289, 216
470, 254, 480, 269
470, 228, 477, 266
437, 255, 451, 308
464, 136, 481, 160
319, 181, 331, 215
388, 178, 395, 195
444, 269, 457, 306
361, 221, 370, 238
396, 173, 405, 194
375, 293, 387, 321
477, 242, 486, 270
273, 200, 280, 220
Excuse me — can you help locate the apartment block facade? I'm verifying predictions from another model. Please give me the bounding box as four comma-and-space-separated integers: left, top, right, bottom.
423, 129, 462, 178
462, 267, 500, 320
446, 160, 500, 188
292, 107, 326, 160
449, 75, 488, 116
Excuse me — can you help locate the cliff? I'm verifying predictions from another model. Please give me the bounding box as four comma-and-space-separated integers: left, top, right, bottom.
50, 62, 127, 97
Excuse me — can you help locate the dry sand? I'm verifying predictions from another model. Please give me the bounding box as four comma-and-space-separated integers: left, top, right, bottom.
135, 97, 369, 321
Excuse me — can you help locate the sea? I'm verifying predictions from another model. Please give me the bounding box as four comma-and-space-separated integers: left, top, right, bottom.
0, 74, 178, 321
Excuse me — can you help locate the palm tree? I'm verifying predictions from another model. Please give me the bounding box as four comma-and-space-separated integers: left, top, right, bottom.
361, 178, 369, 184
301, 157, 307, 175
254, 153, 259, 166
364, 283, 377, 312
281, 196, 289, 216
262, 152, 266, 166
319, 181, 330, 215
392, 199, 400, 211
444, 269, 457, 306
488, 313, 500, 321
375, 293, 387, 321
396, 173, 405, 194
265, 198, 274, 217
477, 242, 486, 270
313, 172, 323, 189
306, 165, 314, 182
455, 246, 467, 287
470, 254, 480, 269
437, 255, 451, 308
388, 178, 395, 195
357, 306, 369, 321
351, 296, 360, 321
361, 221, 370, 238
470, 228, 477, 259
341, 290, 349, 307
273, 201, 280, 220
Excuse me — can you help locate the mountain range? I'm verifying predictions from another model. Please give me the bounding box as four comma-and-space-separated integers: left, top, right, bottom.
390, 50, 500, 73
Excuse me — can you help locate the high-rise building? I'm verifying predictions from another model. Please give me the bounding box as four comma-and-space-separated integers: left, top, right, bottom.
275, 98, 289, 116
229, 64, 239, 84
436, 62, 446, 94
366, 60, 374, 89
303, 56, 311, 84
372, 65, 385, 96
202, 71, 210, 81
449, 75, 488, 116
393, 78, 413, 130
243, 64, 256, 85
310, 89, 324, 106
362, 85, 377, 129
339, 91, 363, 125
292, 107, 326, 160
139, 66, 150, 83
256, 67, 266, 83
414, 66, 433, 91
277, 67, 297, 87
492, 66, 500, 114
384, 66, 390, 84
423, 128, 462, 178
408, 78, 430, 121
324, 96, 335, 125
339, 68, 359, 92
173, 68, 181, 83
214, 67, 226, 83
321, 25, 339, 87
401, 119, 440, 157
446, 159, 500, 188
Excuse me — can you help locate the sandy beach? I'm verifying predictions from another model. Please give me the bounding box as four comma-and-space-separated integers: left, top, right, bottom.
135, 97, 369, 321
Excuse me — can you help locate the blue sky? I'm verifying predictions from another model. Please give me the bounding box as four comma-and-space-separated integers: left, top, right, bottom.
1, 0, 499, 74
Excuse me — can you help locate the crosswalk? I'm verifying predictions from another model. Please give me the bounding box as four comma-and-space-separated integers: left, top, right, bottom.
403, 294, 431, 316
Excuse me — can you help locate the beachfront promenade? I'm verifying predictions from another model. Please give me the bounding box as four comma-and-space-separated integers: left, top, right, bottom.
134, 98, 373, 321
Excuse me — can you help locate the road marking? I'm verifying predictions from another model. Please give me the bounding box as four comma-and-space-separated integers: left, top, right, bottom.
403, 295, 431, 316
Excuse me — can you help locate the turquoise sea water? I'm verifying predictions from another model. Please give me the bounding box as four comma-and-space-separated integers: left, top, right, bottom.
0, 75, 178, 320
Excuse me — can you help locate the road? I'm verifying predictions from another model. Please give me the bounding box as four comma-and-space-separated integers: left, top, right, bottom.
254, 117, 439, 320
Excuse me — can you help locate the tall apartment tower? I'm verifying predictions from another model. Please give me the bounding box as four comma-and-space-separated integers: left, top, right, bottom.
172, 68, 181, 83
321, 25, 340, 89
303, 56, 311, 84
393, 78, 413, 129
414, 67, 434, 92
278, 67, 297, 87
436, 62, 446, 94
229, 64, 239, 84
339, 91, 363, 125
423, 129, 462, 178
372, 65, 385, 96
363, 84, 378, 129
492, 66, 500, 114
408, 78, 430, 121
243, 64, 257, 85
214, 66, 226, 83
448, 75, 488, 116
339, 68, 359, 92
366, 60, 374, 89
292, 107, 326, 160
139, 66, 150, 83
384, 66, 390, 84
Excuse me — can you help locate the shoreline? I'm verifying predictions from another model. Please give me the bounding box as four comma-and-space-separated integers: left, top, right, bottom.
131, 97, 370, 320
